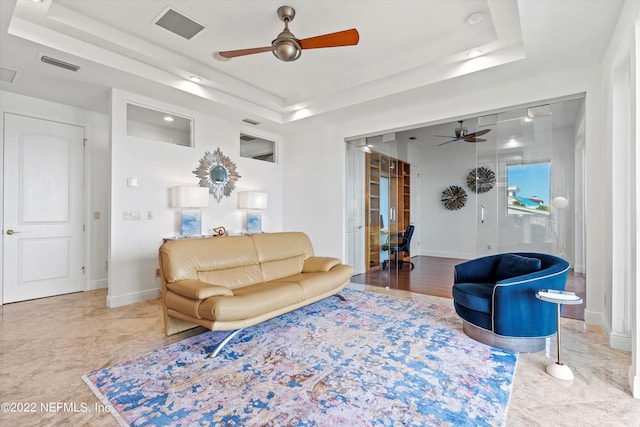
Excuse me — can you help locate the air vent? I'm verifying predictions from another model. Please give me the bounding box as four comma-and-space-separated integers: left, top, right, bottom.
242, 118, 261, 125
240, 135, 256, 142
0, 66, 19, 83
154, 7, 205, 40
40, 55, 80, 72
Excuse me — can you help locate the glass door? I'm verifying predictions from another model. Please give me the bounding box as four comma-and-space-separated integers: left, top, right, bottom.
347, 97, 584, 293
494, 106, 556, 255
483, 99, 580, 261
345, 134, 403, 290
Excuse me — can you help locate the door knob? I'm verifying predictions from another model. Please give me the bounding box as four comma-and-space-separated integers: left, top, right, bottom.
6, 229, 19, 235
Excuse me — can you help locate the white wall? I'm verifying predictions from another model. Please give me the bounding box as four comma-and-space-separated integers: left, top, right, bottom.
597, 0, 639, 396
0, 91, 110, 295
281, 126, 346, 258
107, 89, 284, 307
419, 139, 477, 259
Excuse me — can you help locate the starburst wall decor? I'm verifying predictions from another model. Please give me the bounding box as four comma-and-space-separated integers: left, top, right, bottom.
193, 148, 241, 202
441, 185, 468, 210
466, 166, 496, 193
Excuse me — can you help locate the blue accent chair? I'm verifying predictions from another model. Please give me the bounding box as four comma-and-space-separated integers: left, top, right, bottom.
452, 252, 570, 352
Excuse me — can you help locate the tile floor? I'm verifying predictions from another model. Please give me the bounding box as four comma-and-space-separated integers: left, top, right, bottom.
0, 285, 638, 426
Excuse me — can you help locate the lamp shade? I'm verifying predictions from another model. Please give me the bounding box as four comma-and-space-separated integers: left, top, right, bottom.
238, 191, 268, 209
171, 186, 210, 208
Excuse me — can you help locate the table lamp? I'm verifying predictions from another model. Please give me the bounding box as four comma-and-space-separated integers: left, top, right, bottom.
171, 185, 209, 236
238, 191, 268, 233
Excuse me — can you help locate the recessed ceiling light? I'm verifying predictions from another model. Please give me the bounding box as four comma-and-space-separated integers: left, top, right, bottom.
524, 117, 533, 122
468, 50, 482, 58
164, 116, 174, 122
188, 76, 201, 83
466, 12, 484, 25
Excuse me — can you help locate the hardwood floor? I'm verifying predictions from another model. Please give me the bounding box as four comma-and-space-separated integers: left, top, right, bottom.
350, 255, 586, 320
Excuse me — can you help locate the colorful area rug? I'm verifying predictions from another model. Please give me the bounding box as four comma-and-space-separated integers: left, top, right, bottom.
83, 287, 517, 426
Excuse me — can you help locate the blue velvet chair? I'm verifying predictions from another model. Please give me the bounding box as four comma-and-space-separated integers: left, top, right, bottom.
452, 252, 570, 352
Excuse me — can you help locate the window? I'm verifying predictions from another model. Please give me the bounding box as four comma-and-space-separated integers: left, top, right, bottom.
240, 133, 275, 162
506, 162, 551, 215
126, 103, 193, 147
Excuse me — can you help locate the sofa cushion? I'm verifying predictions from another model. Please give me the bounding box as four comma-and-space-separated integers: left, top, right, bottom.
160, 236, 262, 287
451, 282, 494, 314
495, 254, 541, 282
250, 232, 314, 281
198, 281, 305, 322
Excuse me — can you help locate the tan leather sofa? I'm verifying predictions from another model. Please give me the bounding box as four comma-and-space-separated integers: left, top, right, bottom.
158, 232, 354, 339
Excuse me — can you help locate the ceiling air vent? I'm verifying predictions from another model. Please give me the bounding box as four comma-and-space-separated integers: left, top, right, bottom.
40, 55, 80, 72
0, 66, 19, 83
242, 118, 261, 126
154, 7, 205, 40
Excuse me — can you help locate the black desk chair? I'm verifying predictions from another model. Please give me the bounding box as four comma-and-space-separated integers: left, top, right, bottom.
382, 225, 415, 270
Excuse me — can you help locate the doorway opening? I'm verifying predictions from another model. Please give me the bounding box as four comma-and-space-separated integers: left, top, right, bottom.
347, 96, 586, 320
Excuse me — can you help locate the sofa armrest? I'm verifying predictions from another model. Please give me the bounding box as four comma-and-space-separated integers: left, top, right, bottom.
167, 280, 233, 300
303, 256, 342, 272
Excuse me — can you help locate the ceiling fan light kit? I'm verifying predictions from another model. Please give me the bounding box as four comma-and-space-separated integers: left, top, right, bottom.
216, 5, 359, 62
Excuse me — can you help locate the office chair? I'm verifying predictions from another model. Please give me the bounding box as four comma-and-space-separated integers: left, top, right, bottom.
382, 224, 415, 270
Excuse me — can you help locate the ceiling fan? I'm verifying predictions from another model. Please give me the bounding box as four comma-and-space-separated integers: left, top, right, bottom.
436, 120, 491, 146
215, 5, 359, 62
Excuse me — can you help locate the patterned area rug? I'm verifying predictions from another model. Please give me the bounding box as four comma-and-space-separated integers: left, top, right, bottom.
83, 287, 517, 426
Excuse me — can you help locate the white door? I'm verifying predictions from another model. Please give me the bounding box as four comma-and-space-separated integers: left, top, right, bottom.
3, 114, 85, 303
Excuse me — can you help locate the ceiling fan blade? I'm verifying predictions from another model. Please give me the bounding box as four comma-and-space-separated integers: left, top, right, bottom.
467, 129, 491, 138
298, 28, 359, 49
217, 46, 272, 59
464, 137, 487, 143
437, 138, 461, 146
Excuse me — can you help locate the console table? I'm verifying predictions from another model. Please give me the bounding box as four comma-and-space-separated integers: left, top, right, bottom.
536, 289, 583, 380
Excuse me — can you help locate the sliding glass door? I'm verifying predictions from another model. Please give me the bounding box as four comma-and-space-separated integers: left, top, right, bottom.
345, 134, 404, 289
346, 97, 584, 289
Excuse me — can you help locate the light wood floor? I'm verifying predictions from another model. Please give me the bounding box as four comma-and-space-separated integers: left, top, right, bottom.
350, 256, 586, 320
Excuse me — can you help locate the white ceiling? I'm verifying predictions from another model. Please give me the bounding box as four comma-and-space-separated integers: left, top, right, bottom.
0, 0, 625, 133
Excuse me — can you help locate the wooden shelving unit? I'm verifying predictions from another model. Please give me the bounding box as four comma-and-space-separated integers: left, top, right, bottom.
365, 152, 381, 268
365, 151, 411, 270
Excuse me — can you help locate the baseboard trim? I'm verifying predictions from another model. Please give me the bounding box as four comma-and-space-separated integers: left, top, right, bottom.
420, 251, 474, 260
107, 288, 161, 308
86, 279, 108, 290
584, 309, 605, 327
630, 366, 640, 399
610, 331, 632, 351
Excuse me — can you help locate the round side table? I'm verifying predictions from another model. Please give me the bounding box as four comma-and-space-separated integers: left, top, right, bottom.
536, 289, 583, 381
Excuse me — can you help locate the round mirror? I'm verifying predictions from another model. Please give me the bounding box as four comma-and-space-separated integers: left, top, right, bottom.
210, 165, 227, 184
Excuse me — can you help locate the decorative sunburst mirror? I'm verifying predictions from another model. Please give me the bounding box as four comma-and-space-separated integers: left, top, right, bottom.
193, 148, 241, 202
466, 166, 496, 193
441, 185, 468, 210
